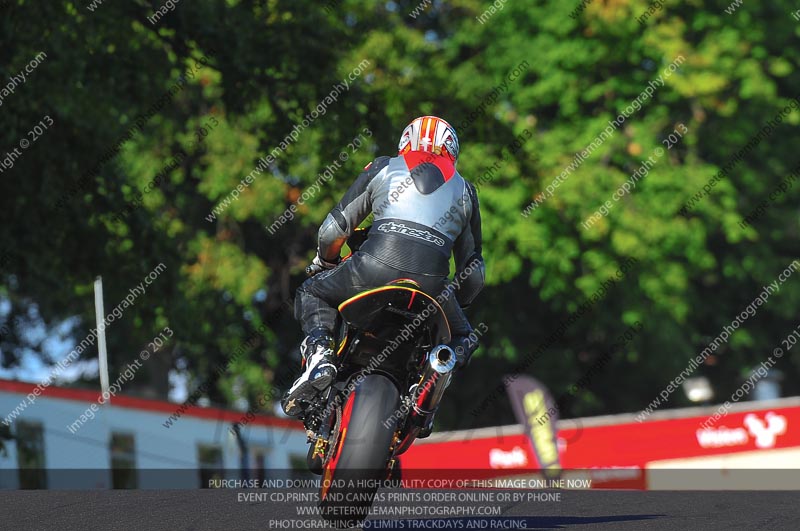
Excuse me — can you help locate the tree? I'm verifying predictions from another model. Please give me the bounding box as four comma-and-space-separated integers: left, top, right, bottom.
1, 0, 797, 431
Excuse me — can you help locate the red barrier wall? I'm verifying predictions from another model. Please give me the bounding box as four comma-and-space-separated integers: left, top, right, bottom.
400, 398, 800, 489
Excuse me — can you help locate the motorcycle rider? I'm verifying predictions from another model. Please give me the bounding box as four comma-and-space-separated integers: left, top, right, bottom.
281, 116, 484, 417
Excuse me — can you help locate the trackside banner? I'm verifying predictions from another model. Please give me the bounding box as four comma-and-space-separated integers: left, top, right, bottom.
504, 375, 561, 476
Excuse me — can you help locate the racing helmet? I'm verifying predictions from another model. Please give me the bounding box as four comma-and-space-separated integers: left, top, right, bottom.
397, 116, 460, 163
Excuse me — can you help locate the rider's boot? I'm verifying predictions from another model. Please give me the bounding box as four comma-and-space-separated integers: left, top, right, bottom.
418, 415, 435, 439
281, 331, 337, 417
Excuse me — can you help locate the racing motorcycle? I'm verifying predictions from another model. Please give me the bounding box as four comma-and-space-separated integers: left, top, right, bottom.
299, 228, 458, 526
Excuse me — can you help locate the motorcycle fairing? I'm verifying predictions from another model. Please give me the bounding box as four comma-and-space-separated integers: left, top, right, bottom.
338, 285, 451, 345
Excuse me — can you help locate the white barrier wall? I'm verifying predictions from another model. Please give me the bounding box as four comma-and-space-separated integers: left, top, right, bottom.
0, 379, 308, 489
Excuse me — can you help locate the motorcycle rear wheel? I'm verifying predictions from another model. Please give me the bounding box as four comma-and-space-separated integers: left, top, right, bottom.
318, 373, 399, 527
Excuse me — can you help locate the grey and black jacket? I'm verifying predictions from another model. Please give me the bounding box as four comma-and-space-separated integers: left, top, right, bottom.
317, 152, 484, 308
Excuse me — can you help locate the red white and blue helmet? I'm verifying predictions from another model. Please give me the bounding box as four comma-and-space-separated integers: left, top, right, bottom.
398, 116, 460, 163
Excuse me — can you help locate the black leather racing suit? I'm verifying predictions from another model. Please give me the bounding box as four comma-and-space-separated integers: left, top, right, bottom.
295, 151, 485, 357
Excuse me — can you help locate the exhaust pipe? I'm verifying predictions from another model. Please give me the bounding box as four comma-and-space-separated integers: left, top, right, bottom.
428, 344, 457, 372
393, 345, 457, 455
412, 345, 456, 417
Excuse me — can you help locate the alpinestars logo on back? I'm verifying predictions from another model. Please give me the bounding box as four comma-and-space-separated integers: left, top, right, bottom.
377, 221, 445, 247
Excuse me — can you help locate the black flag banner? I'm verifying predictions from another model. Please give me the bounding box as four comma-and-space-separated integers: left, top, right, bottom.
504, 375, 561, 477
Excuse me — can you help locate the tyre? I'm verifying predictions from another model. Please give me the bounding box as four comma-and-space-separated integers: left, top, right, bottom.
319, 374, 399, 527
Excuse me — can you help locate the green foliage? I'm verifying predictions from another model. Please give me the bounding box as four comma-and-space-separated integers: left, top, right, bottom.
0, 0, 797, 428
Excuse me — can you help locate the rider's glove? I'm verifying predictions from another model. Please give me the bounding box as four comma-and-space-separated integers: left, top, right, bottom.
306, 254, 340, 277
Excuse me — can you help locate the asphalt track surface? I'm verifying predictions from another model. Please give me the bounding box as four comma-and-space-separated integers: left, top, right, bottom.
4, 490, 800, 531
